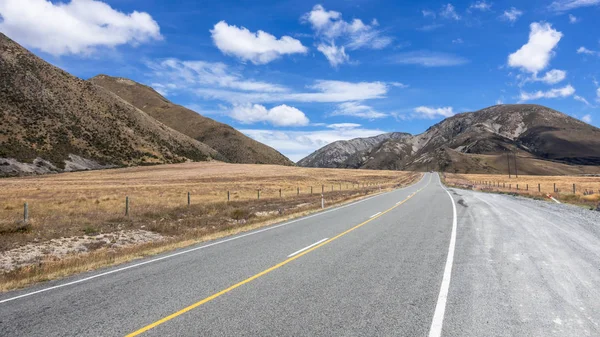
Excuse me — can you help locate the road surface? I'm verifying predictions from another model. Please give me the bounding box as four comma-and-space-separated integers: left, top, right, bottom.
1, 173, 599, 336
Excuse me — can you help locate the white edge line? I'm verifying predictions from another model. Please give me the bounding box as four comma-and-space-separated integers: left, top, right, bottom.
370, 212, 382, 218
287, 238, 329, 258
428, 174, 458, 337
0, 174, 427, 304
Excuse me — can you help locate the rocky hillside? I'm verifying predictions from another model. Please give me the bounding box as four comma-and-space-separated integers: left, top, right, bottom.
0, 33, 224, 176
89, 75, 293, 166
298, 104, 600, 174
297, 132, 411, 168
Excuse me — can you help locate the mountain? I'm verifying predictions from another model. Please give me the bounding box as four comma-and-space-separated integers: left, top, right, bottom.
89, 75, 294, 166
297, 132, 411, 168
298, 104, 600, 175
0, 33, 224, 177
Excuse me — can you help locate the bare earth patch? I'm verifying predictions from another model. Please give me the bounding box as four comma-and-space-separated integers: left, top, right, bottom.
0, 230, 165, 273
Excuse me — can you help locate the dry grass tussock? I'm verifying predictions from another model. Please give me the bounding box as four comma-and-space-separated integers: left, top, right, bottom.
444, 173, 600, 208
0, 162, 420, 291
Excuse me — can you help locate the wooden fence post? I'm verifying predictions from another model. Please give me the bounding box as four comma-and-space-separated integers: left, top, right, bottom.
279, 189, 282, 198
538, 184, 541, 192
227, 191, 230, 202
554, 183, 556, 193
187, 192, 191, 206
23, 202, 28, 224
573, 183, 576, 194
125, 196, 129, 216
257, 190, 260, 200
297, 187, 300, 195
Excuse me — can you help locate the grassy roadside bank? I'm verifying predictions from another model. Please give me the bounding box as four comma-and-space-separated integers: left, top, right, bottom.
440, 173, 600, 210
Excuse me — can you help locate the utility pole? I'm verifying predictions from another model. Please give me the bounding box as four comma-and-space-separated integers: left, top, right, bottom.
506, 152, 512, 179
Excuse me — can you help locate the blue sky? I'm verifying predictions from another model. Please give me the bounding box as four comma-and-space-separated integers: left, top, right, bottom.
1, 0, 600, 161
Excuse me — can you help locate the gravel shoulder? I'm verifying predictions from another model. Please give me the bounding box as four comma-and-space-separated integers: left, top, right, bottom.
444, 188, 600, 336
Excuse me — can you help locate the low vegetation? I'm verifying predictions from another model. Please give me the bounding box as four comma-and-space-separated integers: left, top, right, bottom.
0, 162, 420, 290
443, 173, 600, 209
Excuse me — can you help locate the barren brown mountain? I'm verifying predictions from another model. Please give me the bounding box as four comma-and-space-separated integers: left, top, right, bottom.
90, 75, 293, 166
0, 33, 226, 176
299, 104, 600, 175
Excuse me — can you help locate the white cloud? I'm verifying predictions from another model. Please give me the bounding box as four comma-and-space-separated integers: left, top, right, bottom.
389, 82, 409, 88
577, 46, 600, 56
391, 51, 468, 67
569, 14, 579, 23
574, 95, 591, 106
317, 43, 349, 67
422, 10, 436, 18
469, 1, 492, 11
240, 128, 384, 162
332, 102, 387, 119
230, 104, 309, 126
500, 7, 523, 22
210, 21, 307, 65
535, 69, 567, 84
148, 58, 288, 94
519, 84, 575, 101
508, 22, 562, 74
597, 87, 600, 102
413, 106, 455, 119
0, 0, 161, 56
440, 4, 461, 20
302, 5, 392, 66
327, 123, 362, 129
581, 114, 592, 123
417, 24, 444, 31
195, 80, 389, 104
452, 38, 464, 44
549, 0, 600, 11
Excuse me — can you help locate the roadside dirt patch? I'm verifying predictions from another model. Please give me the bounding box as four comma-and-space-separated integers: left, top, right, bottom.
0, 230, 165, 273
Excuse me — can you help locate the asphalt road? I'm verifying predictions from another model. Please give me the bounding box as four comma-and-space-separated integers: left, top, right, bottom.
1, 173, 599, 336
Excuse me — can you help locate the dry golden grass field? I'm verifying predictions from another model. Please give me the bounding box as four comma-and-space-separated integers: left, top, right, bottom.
444, 173, 600, 207
0, 162, 420, 290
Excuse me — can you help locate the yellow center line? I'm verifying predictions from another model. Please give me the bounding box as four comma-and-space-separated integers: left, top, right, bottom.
125, 176, 430, 337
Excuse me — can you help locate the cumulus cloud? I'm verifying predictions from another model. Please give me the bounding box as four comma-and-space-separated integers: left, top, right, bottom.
508, 22, 562, 74
210, 21, 307, 65
500, 7, 523, 22
302, 5, 392, 66
519, 84, 575, 101
413, 106, 455, 119
0, 0, 161, 56
469, 1, 492, 11
148, 58, 288, 95
332, 102, 387, 119
581, 114, 592, 123
317, 43, 349, 67
535, 69, 567, 84
549, 0, 600, 11
440, 4, 461, 20
230, 104, 309, 126
391, 51, 468, 67
240, 128, 384, 162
